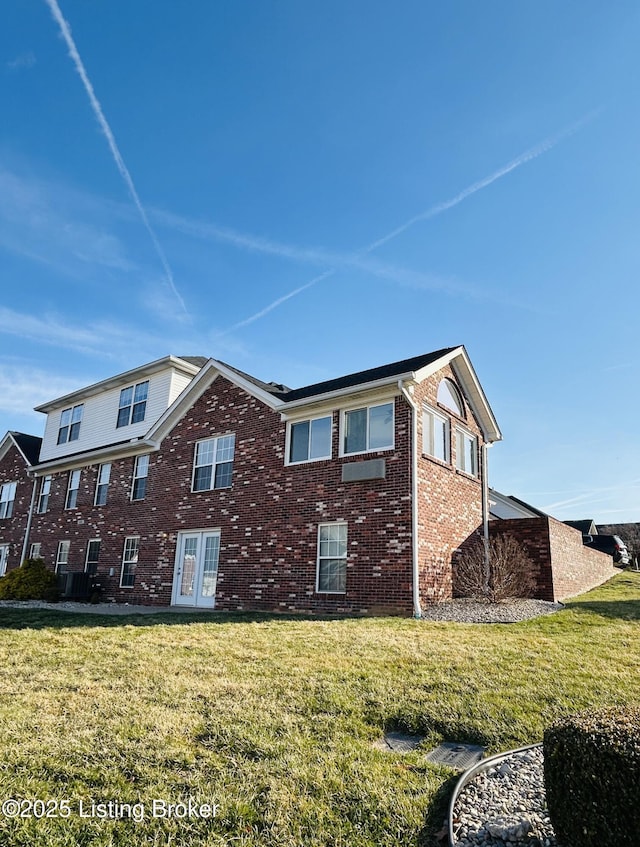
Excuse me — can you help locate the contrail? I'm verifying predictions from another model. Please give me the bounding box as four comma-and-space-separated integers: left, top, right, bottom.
43, 0, 188, 317
229, 111, 598, 330
364, 111, 599, 253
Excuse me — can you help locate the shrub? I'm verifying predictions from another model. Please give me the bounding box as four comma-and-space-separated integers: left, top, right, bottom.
0, 557, 59, 601
453, 533, 536, 602
543, 707, 640, 847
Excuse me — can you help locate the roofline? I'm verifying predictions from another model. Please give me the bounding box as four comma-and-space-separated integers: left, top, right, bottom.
279, 371, 415, 412
30, 439, 157, 474
34, 356, 204, 413
0, 431, 37, 467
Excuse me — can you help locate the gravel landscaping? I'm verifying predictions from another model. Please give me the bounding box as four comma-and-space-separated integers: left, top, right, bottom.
451, 746, 557, 847
419, 598, 564, 624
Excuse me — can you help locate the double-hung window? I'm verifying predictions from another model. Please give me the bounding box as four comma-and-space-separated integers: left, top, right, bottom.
56, 540, 70, 573
85, 539, 101, 575
343, 402, 394, 455
456, 428, 478, 477
0, 482, 17, 519
57, 404, 83, 444
117, 381, 149, 428
120, 536, 139, 587
0, 545, 8, 577
316, 522, 348, 593
131, 455, 149, 501
193, 435, 235, 491
37, 475, 52, 513
288, 416, 332, 464
29, 543, 42, 559
66, 469, 81, 509
423, 407, 450, 463
94, 463, 111, 506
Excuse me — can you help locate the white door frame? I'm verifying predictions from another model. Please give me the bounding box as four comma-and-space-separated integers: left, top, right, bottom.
171, 529, 221, 608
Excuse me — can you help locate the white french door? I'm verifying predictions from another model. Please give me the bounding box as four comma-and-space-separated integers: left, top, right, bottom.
172, 531, 220, 608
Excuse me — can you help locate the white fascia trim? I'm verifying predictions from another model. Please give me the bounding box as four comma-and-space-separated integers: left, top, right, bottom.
414, 346, 501, 444
147, 359, 285, 444
34, 355, 203, 414
29, 439, 158, 476
279, 375, 412, 418
0, 432, 30, 467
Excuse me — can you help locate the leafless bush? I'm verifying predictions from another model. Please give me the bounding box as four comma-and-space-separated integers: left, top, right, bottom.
454, 534, 536, 603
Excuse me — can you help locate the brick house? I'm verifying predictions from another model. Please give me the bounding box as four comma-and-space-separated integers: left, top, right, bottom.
0, 347, 507, 614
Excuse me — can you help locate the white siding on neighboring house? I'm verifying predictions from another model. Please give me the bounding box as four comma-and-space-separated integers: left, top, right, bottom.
39, 365, 199, 462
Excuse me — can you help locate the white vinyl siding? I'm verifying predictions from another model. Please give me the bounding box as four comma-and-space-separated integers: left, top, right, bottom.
39, 366, 198, 463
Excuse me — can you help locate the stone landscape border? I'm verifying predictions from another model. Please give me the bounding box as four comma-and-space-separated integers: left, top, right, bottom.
447, 742, 542, 847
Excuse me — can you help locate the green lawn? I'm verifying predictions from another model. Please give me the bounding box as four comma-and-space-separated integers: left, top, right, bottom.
0, 571, 639, 847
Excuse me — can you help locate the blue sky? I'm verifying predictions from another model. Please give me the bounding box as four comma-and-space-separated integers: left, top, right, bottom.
1, 1, 639, 522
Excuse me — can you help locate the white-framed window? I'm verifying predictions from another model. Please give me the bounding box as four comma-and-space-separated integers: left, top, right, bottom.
85, 539, 101, 575
94, 463, 111, 506
37, 475, 52, 514
287, 415, 332, 464
65, 469, 81, 509
120, 536, 140, 588
193, 435, 235, 491
423, 406, 450, 463
0, 544, 9, 576
56, 540, 70, 573
437, 378, 464, 417
57, 404, 83, 444
316, 522, 348, 594
342, 402, 394, 456
117, 381, 149, 428
0, 482, 17, 519
131, 455, 149, 501
456, 428, 478, 477
29, 543, 42, 560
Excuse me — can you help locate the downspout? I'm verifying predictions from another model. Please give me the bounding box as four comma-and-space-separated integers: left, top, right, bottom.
20, 473, 38, 564
480, 444, 490, 576
398, 380, 422, 619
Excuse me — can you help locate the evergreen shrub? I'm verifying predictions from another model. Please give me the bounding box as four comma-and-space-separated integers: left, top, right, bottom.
0, 558, 59, 601
543, 706, 640, 847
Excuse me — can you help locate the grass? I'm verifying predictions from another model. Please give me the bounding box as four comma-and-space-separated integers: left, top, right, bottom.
0, 571, 639, 846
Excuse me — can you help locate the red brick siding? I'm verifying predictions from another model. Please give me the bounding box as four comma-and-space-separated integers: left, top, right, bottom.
0, 445, 34, 571
20, 367, 495, 615
414, 367, 486, 604
28, 377, 415, 613
489, 517, 618, 601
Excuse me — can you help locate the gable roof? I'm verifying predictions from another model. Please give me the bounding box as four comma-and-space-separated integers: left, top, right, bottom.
149, 346, 502, 446
489, 489, 549, 519
34, 355, 205, 413
564, 519, 597, 535
0, 431, 42, 467
279, 348, 458, 402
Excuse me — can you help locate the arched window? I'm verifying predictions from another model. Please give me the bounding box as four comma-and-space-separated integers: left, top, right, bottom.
437, 378, 464, 417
